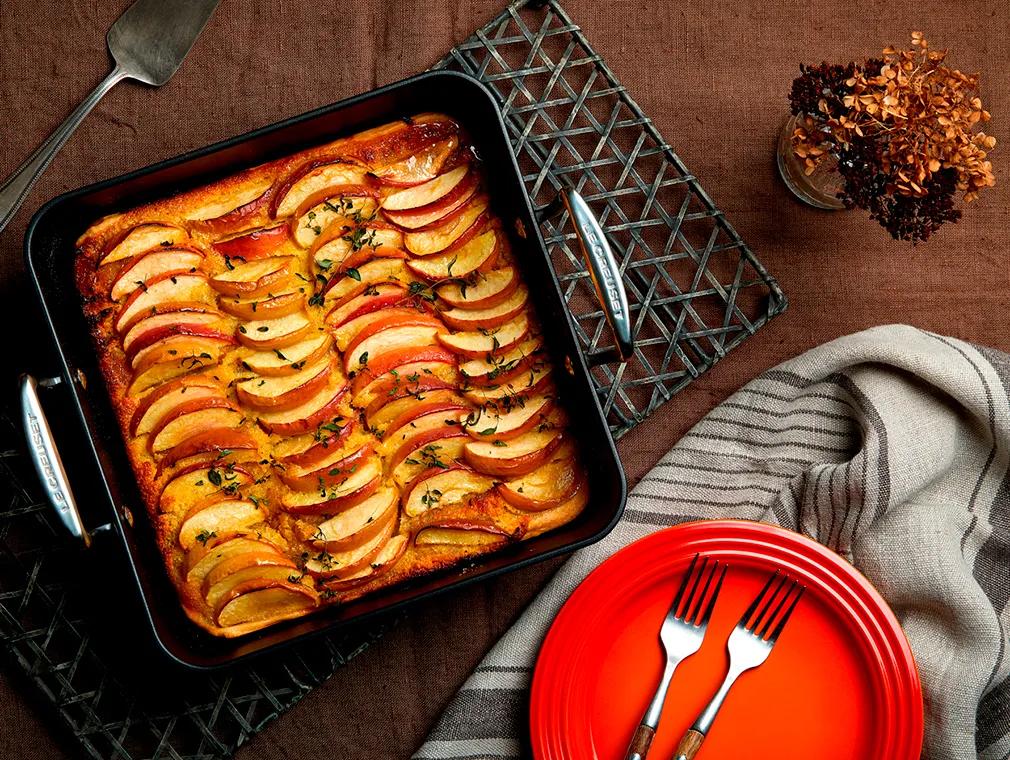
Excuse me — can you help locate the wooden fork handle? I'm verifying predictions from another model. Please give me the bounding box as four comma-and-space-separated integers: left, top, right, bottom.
674, 729, 705, 759
623, 724, 656, 760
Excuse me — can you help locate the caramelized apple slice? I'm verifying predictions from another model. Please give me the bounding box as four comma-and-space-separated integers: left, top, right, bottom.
312, 223, 403, 269
150, 404, 243, 454
524, 477, 590, 539
361, 370, 459, 420
110, 248, 204, 301
403, 467, 495, 517
464, 427, 564, 478
255, 377, 348, 436
127, 327, 235, 369
348, 345, 456, 395
312, 484, 400, 550
210, 256, 295, 297
321, 258, 410, 308
241, 333, 331, 376
159, 428, 258, 469
370, 134, 459, 186
130, 376, 223, 436
178, 498, 265, 550
406, 229, 497, 280
441, 286, 528, 331
216, 582, 319, 629
235, 358, 332, 411
212, 224, 289, 259
499, 443, 581, 510
463, 365, 552, 406
384, 171, 479, 229
332, 306, 431, 353
184, 535, 281, 586
378, 408, 467, 459
99, 223, 189, 266
160, 462, 253, 515
367, 389, 467, 437
345, 322, 446, 374
438, 312, 530, 358
276, 421, 354, 468
383, 165, 469, 211
128, 342, 230, 395
272, 162, 368, 218
203, 550, 297, 591
206, 565, 304, 613
462, 394, 553, 441
114, 273, 213, 334
324, 284, 408, 328
437, 265, 519, 309
303, 511, 396, 579
459, 338, 544, 387
278, 440, 376, 492
188, 180, 273, 235
414, 526, 509, 548
319, 533, 408, 591
280, 457, 383, 515
392, 437, 468, 489
121, 310, 226, 355
292, 195, 378, 248
404, 198, 488, 256
237, 311, 314, 350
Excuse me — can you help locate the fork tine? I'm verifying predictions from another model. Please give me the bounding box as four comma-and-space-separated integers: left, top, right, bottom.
687, 560, 718, 624
738, 570, 778, 629
752, 575, 790, 633
670, 554, 700, 618
699, 564, 728, 626
768, 585, 805, 642
677, 556, 707, 619
756, 579, 797, 639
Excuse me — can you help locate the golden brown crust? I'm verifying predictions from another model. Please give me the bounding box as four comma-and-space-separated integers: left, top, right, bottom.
75, 113, 588, 638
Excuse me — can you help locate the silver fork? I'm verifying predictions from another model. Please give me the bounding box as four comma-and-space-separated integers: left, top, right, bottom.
624, 555, 728, 760
673, 571, 805, 760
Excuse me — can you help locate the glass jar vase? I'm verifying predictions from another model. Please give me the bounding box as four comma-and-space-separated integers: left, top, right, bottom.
776, 114, 846, 210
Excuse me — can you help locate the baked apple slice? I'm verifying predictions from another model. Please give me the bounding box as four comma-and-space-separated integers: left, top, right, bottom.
406, 229, 497, 280
367, 389, 467, 437
383, 171, 479, 230
127, 326, 235, 369
114, 273, 214, 334
235, 357, 332, 410
324, 284, 408, 328
216, 581, 319, 629
150, 403, 243, 454
440, 285, 528, 331
255, 376, 348, 436
202, 548, 297, 591
278, 440, 376, 492
240, 333, 331, 376
319, 533, 408, 591
130, 375, 223, 436
209, 256, 295, 297
212, 224, 290, 259
437, 265, 518, 309
438, 312, 530, 358
523, 477, 590, 539
354, 361, 459, 415
280, 457, 383, 515
462, 394, 553, 442
414, 525, 510, 548
121, 310, 226, 355
219, 290, 305, 321
237, 311, 314, 350
378, 408, 468, 459
184, 535, 281, 585
348, 345, 456, 395
292, 194, 378, 248
403, 466, 495, 517
275, 421, 354, 469
344, 321, 447, 374
271, 161, 369, 218
499, 442, 581, 510
321, 258, 410, 308
159, 428, 258, 469
463, 364, 553, 406
303, 512, 396, 579
178, 498, 265, 550
312, 223, 403, 267
99, 223, 189, 266
110, 248, 204, 301
206, 565, 305, 613
382, 165, 469, 211
391, 437, 468, 489
128, 340, 231, 394
311, 484, 399, 551
188, 180, 273, 235
403, 197, 488, 256
463, 426, 564, 478
370, 134, 459, 186
389, 424, 469, 471
160, 461, 254, 515
459, 338, 543, 387
332, 306, 432, 352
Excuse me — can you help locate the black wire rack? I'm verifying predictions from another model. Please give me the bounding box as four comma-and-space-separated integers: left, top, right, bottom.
0, 1, 784, 758
437, 0, 786, 437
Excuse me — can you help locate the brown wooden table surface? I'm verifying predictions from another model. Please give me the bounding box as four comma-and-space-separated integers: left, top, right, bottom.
1, 1, 1007, 757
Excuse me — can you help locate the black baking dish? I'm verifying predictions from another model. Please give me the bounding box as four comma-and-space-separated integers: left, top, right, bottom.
22, 70, 627, 670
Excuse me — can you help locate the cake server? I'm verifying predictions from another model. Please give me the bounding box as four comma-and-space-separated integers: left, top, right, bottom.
0, 0, 220, 233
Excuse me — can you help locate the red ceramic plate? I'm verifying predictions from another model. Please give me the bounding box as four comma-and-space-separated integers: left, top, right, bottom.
531, 520, 923, 760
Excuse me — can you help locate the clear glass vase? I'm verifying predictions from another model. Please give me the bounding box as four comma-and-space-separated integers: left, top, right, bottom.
776, 114, 846, 210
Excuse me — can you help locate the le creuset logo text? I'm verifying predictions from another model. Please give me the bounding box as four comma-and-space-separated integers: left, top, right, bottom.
27, 412, 69, 512
584, 228, 624, 318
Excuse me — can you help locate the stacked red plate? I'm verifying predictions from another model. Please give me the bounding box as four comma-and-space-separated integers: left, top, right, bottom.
531, 520, 923, 760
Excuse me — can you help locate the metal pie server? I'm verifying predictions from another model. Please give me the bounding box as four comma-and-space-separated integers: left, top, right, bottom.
0, 0, 221, 234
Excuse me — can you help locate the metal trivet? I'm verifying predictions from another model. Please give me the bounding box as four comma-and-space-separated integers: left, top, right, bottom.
436, 0, 786, 437
0, 2, 784, 758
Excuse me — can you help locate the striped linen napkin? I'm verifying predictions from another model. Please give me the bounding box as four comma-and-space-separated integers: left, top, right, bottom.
413, 325, 1010, 760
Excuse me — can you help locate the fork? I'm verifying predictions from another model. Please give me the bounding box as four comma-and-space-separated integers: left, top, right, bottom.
624, 555, 728, 760
673, 571, 805, 760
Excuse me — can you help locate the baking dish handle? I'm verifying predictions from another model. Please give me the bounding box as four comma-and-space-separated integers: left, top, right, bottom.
538, 188, 634, 364
19, 374, 91, 547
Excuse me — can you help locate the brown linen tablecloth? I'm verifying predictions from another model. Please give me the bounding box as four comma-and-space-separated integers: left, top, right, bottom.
0, 1, 1008, 758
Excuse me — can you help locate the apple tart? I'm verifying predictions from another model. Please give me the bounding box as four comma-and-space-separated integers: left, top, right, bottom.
75, 113, 590, 637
